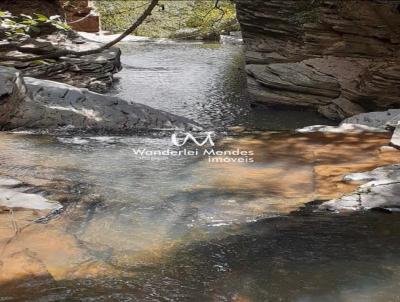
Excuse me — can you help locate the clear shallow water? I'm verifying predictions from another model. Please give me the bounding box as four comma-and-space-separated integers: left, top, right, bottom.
1, 42, 399, 302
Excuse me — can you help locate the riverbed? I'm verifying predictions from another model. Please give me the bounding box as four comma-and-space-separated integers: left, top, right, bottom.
1, 42, 400, 302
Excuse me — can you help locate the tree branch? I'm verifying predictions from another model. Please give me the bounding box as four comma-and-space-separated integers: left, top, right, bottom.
0, 0, 159, 62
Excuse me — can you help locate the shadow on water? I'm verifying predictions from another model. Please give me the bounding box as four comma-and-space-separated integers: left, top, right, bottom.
3, 210, 400, 302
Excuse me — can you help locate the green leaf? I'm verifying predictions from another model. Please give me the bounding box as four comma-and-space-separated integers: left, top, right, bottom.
0, 11, 12, 18
53, 22, 70, 30
34, 14, 48, 22
31, 59, 47, 66
30, 25, 40, 33
21, 19, 38, 26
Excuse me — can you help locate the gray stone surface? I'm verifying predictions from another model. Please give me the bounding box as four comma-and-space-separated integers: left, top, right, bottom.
0, 177, 23, 188
0, 188, 62, 211
319, 165, 400, 212
318, 98, 365, 121
0, 67, 200, 132
296, 123, 387, 134
0, 66, 27, 127
0, 176, 61, 211
341, 109, 400, 129
220, 32, 243, 45
390, 124, 400, 148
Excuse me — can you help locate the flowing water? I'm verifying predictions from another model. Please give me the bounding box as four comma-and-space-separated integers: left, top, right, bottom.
1, 42, 400, 302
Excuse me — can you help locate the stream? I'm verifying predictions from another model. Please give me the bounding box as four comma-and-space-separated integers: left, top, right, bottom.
1, 42, 400, 302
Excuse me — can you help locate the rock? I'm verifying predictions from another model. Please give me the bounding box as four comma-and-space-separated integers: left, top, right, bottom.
173, 28, 201, 39
0, 66, 27, 127
390, 124, 400, 148
379, 145, 399, 153
0, 249, 54, 286
0, 176, 23, 188
319, 195, 361, 212
319, 164, 400, 212
318, 98, 366, 121
296, 123, 387, 134
0, 31, 121, 93
341, 109, 400, 129
0, 188, 62, 211
235, 0, 400, 119
246, 62, 340, 108
220, 32, 243, 45
0, 67, 200, 132
0, 175, 61, 211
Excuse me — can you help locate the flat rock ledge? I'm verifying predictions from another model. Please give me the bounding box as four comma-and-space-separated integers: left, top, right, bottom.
320, 165, 400, 212
0, 176, 61, 212
0, 66, 200, 133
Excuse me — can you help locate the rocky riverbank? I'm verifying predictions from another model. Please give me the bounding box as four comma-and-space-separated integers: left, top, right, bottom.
297, 108, 400, 212
235, 0, 400, 120
0, 66, 199, 132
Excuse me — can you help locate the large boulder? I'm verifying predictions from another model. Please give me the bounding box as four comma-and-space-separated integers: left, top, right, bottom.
0, 67, 27, 127
0, 67, 200, 132
236, 0, 400, 120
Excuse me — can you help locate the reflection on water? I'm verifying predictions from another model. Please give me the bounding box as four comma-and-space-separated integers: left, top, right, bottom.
114, 42, 334, 130
0, 42, 399, 301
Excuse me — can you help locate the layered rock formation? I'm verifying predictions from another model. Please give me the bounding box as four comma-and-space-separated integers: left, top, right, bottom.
1, 32, 122, 93
0, 67, 199, 132
235, 0, 400, 120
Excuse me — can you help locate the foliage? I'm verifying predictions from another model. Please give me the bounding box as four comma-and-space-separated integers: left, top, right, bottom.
95, 0, 238, 39
0, 10, 70, 41
184, 0, 238, 39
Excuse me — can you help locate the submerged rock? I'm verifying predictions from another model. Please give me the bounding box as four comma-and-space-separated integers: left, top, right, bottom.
320, 165, 400, 212
235, 0, 400, 120
0, 67, 200, 132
